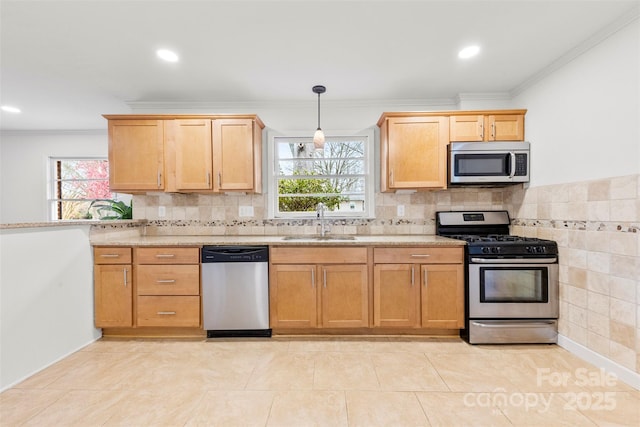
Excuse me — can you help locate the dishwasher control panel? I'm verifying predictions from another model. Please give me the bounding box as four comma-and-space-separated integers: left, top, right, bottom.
201, 246, 269, 263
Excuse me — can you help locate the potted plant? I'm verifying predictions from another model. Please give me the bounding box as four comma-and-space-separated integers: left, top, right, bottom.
87, 199, 133, 220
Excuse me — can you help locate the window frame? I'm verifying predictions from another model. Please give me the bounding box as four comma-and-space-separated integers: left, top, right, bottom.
47, 156, 117, 221
267, 129, 375, 219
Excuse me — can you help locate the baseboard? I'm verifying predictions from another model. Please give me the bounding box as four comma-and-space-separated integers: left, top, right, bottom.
558, 334, 640, 390
0, 336, 102, 393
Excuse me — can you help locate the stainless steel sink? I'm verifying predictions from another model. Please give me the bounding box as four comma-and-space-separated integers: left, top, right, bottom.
282, 235, 356, 241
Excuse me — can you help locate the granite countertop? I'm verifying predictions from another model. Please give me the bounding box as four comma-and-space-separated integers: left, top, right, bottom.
0, 220, 144, 230
89, 234, 465, 247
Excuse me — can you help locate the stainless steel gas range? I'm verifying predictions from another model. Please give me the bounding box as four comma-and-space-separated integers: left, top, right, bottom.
436, 211, 559, 344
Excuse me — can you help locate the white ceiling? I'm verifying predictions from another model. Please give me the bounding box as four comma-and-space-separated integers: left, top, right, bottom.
1, 0, 638, 131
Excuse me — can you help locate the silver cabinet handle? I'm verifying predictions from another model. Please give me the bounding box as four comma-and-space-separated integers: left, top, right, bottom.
157, 171, 162, 188
491, 123, 496, 139
157, 311, 176, 315
423, 269, 428, 287
411, 254, 430, 258
311, 268, 315, 288
156, 279, 176, 284
123, 268, 128, 287
207, 172, 211, 187
390, 169, 394, 186
218, 172, 222, 187
323, 268, 327, 288
479, 121, 484, 139
100, 254, 120, 258
411, 265, 415, 287
155, 254, 175, 258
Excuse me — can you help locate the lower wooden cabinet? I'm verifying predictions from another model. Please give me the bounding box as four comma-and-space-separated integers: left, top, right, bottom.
93, 246, 201, 332
134, 247, 201, 328
373, 264, 419, 327
137, 296, 200, 327
373, 247, 464, 329
269, 247, 369, 329
421, 264, 465, 328
94, 247, 132, 328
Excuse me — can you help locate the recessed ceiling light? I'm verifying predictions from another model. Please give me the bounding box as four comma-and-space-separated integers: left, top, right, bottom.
156, 49, 179, 62
458, 45, 480, 59
1, 105, 21, 113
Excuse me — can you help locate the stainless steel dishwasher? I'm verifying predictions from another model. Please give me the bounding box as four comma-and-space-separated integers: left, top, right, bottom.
201, 246, 271, 338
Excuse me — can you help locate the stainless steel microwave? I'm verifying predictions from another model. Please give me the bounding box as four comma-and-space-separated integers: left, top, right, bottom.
448, 141, 530, 185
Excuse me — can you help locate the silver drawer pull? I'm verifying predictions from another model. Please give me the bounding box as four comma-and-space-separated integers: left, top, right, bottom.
156, 279, 176, 284
155, 254, 175, 258
100, 254, 121, 258
157, 311, 176, 315
411, 254, 431, 257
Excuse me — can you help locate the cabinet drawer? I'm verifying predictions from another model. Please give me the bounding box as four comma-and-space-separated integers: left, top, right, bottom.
135, 247, 200, 264
137, 296, 200, 327
374, 247, 463, 264
94, 247, 132, 264
136, 265, 200, 296
270, 246, 368, 264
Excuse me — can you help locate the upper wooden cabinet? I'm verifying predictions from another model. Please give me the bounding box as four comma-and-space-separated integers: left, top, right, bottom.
449, 112, 525, 142
213, 118, 262, 192
379, 115, 449, 192
104, 114, 264, 194
108, 120, 165, 192
378, 110, 526, 192
171, 119, 213, 191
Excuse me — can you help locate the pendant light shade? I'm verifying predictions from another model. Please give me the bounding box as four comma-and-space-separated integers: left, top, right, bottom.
312, 85, 326, 149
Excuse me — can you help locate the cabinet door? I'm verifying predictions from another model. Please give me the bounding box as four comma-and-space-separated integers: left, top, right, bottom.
449, 115, 484, 142
212, 118, 256, 191
373, 264, 419, 327
385, 116, 449, 190
420, 264, 464, 328
321, 264, 369, 328
94, 264, 132, 327
270, 264, 318, 328
174, 119, 213, 190
108, 120, 164, 191
487, 114, 524, 141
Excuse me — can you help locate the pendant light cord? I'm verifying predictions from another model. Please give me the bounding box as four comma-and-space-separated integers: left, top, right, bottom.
317, 92, 321, 130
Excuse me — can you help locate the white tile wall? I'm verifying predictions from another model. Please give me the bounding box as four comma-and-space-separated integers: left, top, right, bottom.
507, 174, 640, 373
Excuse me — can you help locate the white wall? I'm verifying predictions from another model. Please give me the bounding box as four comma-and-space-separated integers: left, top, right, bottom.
0, 131, 108, 223
0, 225, 101, 390
512, 19, 640, 187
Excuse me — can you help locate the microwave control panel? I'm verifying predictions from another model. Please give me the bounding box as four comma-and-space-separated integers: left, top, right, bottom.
514, 154, 528, 176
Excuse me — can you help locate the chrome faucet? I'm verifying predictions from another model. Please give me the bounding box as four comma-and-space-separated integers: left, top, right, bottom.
316, 202, 329, 236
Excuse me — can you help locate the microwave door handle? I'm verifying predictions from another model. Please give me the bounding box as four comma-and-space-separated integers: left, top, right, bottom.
509, 152, 516, 178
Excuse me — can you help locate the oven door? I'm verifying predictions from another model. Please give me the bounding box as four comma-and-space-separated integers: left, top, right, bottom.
468, 258, 558, 319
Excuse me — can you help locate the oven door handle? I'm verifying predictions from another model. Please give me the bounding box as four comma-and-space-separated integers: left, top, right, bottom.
470, 257, 557, 264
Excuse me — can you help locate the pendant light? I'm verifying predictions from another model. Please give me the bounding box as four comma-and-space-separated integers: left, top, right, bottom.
312, 85, 326, 149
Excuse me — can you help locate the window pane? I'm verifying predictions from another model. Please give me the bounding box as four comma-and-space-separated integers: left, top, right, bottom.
273, 134, 370, 217
51, 158, 125, 220
59, 200, 93, 220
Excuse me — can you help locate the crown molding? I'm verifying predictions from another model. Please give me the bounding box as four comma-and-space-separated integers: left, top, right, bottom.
510, 4, 640, 97
125, 97, 459, 112
0, 129, 107, 136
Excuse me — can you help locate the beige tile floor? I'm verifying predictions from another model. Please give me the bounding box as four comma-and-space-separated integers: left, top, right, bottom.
1, 337, 639, 426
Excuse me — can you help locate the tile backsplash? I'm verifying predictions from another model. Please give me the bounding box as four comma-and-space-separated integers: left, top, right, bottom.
132, 187, 507, 236
506, 174, 639, 374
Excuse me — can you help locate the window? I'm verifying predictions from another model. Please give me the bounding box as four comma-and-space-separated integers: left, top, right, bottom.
269, 131, 374, 218
49, 157, 120, 220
